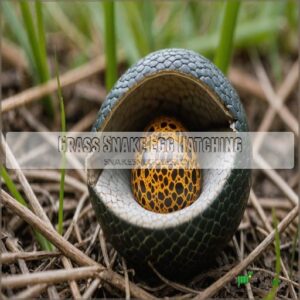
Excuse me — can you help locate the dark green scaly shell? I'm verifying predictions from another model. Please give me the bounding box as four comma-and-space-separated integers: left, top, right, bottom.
88, 49, 251, 279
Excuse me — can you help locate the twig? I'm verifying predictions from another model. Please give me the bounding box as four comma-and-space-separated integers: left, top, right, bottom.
21, 108, 86, 181
122, 258, 130, 300
63, 192, 88, 241
1, 190, 95, 264
250, 190, 298, 300
82, 278, 102, 299
2, 266, 101, 288
69, 110, 98, 132
257, 198, 292, 210
99, 229, 110, 268
232, 236, 254, 300
229, 67, 265, 100
74, 84, 105, 104
1, 38, 28, 71
252, 55, 298, 135
250, 267, 299, 288
4, 237, 59, 299
0, 250, 60, 264
46, 3, 90, 52
74, 224, 83, 243
1, 190, 157, 300
80, 229, 112, 298
85, 224, 100, 256
61, 256, 82, 299
10, 284, 48, 300
22, 170, 87, 193
238, 222, 250, 230
1, 135, 53, 228
1, 135, 82, 297
5, 238, 30, 278
254, 154, 298, 205
289, 173, 299, 189
1, 55, 105, 113
253, 60, 298, 151
192, 204, 299, 300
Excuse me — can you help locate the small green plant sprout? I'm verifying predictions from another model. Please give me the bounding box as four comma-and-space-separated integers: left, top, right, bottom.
263, 209, 281, 300
272, 278, 281, 287
237, 271, 253, 288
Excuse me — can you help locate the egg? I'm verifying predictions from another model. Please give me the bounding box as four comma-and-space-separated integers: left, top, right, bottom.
131, 116, 201, 213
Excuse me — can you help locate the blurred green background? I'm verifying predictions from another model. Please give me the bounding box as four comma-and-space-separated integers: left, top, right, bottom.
2, 0, 298, 75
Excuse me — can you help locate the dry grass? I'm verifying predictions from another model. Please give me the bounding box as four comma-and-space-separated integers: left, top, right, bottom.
1, 40, 299, 299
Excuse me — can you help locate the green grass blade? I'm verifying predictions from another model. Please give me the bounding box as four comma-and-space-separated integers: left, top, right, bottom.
120, 1, 149, 57
115, 5, 140, 64
55, 56, 66, 235
88, 2, 104, 33
214, 0, 241, 74
20, 1, 44, 76
141, 0, 155, 51
34, 1, 54, 117
269, 38, 282, 82
154, 2, 183, 49
2, 1, 35, 76
45, 2, 90, 54
286, 0, 298, 28
273, 210, 281, 281
185, 16, 283, 58
35, 1, 47, 56
20, 1, 54, 117
103, 0, 117, 91
187, 0, 201, 29
35, 232, 52, 251
263, 209, 281, 300
289, 222, 299, 278
1, 166, 52, 251
1, 166, 27, 206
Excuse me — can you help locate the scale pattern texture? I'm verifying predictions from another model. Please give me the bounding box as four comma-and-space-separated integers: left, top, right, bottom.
90, 49, 251, 278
